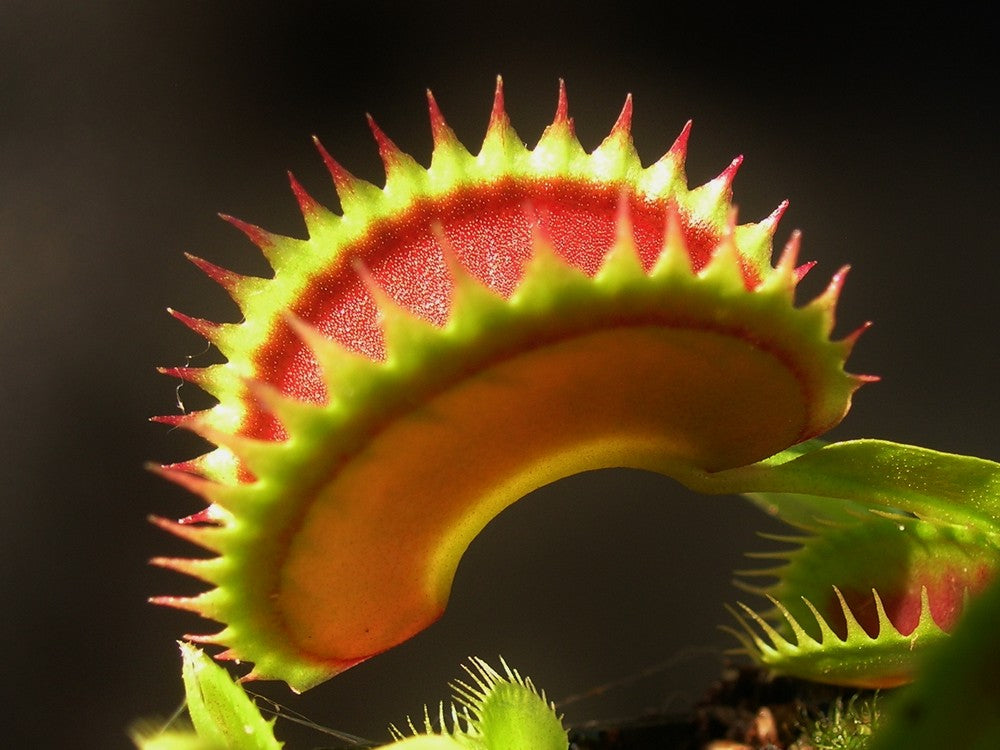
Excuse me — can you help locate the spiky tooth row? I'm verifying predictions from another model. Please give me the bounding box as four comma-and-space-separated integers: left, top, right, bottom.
730, 507, 1000, 686
387, 658, 566, 750
726, 586, 945, 688
154, 81, 870, 689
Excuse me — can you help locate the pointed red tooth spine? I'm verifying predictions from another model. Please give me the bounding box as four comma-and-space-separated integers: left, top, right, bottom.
718, 154, 744, 195
762, 200, 789, 237
774, 228, 818, 291
149, 411, 199, 429
823, 265, 852, 306
611, 93, 633, 136
177, 507, 225, 525
287, 170, 323, 222
841, 320, 876, 361
810, 264, 853, 337
366, 114, 407, 180
148, 593, 213, 615
157, 364, 213, 388
487, 75, 509, 135
184, 253, 245, 300
748, 200, 790, 290
669, 120, 693, 161
554, 79, 571, 127
167, 308, 223, 343
313, 135, 363, 209
218, 213, 285, 270
184, 632, 227, 646
149, 555, 217, 584
776, 230, 803, 276
148, 514, 222, 552
795, 261, 817, 283
426, 89, 454, 147
219, 213, 273, 250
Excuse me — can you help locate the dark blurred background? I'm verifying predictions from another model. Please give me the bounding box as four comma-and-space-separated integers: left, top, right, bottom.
2, 3, 998, 747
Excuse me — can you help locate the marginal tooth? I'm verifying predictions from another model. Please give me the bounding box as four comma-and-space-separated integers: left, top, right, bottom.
719, 624, 757, 658
479, 75, 526, 172
178, 505, 230, 524
486, 75, 507, 133
149, 589, 222, 620
427, 90, 472, 178
287, 170, 339, 237
167, 311, 242, 360
167, 308, 224, 344
553, 78, 571, 128
596, 191, 644, 285
532, 79, 586, 172
716, 155, 743, 194
773, 229, 803, 279
185, 630, 229, 646
800, 595, 844, 644
218, 213, 297, 273
150, 409, 208, 429
755, 531, 813, 545
742, 548, 796, 562
282, 312, 379, 396
918, 585, 938, 632
589, 94, 640, 181
237, 666, 264, 683
795, 260, 817, 283
611, 93, 633, 136
670, 119, 693, 162
838, 320, 874, 358
148, 514, 226, 552
150, 555, 226, 585
769, 595, 815, 647
807, 264, 851, 335
833, 586, 873, 641
312, 136, 384, 214
735, 200, 789, 279
176, 376, 246, 421
737, 601, 788, 653
651, 201, 695, 279
157, 363, 233, 403
760, 200, 789, 239
426, 89, 450, 145
686, 155, 743, 227
871, 589, 897, 637
184, 253, 264, 311
366, 114, 427, 198
732, 579, 774, 598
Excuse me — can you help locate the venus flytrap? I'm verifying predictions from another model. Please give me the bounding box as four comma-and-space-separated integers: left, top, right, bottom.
145, 79, 1000, 747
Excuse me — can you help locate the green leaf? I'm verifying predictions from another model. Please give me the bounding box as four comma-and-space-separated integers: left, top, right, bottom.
179, 642, 283, 750
686, 439, 1000, 531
